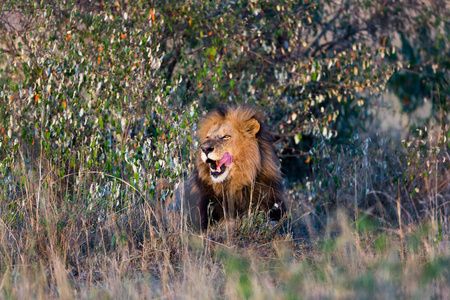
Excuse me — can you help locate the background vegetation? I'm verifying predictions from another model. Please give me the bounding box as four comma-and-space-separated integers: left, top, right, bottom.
0, 0, 449, 298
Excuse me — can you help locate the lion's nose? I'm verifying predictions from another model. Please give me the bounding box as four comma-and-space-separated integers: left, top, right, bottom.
201, 144, 214, 155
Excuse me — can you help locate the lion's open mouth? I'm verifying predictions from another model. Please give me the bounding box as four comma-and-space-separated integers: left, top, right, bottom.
207, 152, 233, 178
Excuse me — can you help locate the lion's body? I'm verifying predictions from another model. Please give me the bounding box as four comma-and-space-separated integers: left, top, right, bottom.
174, 106, 285, 230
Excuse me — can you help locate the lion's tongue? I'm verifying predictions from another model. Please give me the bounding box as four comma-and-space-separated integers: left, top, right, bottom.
216, 152, 232, 170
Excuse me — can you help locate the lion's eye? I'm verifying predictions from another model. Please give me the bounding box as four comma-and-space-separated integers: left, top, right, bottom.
221, 135, 231, 140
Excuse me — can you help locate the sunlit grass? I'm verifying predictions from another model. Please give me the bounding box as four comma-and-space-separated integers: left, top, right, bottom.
0, 204, 448, 299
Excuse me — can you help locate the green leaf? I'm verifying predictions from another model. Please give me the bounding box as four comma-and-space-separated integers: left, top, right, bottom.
206, 46, 216, 61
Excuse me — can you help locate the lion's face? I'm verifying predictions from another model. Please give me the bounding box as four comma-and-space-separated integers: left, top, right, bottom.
198, 110, 261, 184
200, 122, 236, 183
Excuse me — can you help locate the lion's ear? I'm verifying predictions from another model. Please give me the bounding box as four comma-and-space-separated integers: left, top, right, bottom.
245, 118, 260, 136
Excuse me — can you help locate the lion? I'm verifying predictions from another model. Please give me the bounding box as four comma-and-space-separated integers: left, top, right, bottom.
169, 106, 286, 230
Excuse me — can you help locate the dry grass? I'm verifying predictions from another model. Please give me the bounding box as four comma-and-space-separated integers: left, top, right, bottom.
1, 214, 449, 299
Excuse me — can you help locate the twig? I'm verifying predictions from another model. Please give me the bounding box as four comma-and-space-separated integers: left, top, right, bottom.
304, 7, 343, 56
397, 183, 404, 262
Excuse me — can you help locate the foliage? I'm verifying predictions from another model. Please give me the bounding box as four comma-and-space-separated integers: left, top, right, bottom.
386, 0, 450, 116
1, 0, 446, 182
0, 0, 409, 174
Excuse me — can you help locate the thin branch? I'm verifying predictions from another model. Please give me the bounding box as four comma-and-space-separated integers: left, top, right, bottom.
303, 5, 343, 56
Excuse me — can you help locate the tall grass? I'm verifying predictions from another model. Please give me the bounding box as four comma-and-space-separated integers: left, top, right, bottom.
1, 205, 449, 298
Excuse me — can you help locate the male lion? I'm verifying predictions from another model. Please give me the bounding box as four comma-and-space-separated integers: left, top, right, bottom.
170, 106, 286, 230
